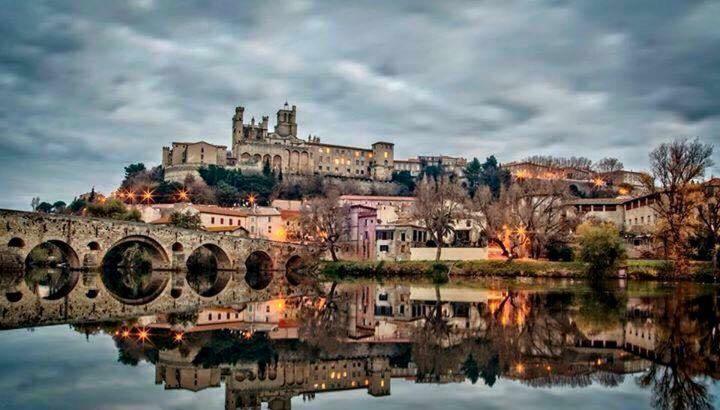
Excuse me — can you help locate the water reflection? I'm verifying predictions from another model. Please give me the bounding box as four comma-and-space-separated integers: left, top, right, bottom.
24, 267, 78, 300
2, 274, 719, 409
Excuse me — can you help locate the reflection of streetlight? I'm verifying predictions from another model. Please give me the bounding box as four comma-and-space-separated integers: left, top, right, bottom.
137, 328, 149, 341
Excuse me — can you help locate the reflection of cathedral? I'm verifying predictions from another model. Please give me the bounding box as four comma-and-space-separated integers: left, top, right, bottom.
153, 344, 390, 410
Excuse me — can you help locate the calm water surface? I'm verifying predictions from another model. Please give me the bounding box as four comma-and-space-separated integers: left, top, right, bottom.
1, 270, 718, 409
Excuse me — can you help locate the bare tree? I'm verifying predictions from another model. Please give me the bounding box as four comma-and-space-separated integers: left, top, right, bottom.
594, 157, 624, 173
473, 179, 574, 259
642, 138, 714, 275
523, 155, 593, 170
412, 176, 466, 261
299, 190, 350, 261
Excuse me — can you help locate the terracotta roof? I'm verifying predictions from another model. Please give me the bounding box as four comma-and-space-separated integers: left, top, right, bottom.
280, 209, 301, 219
192, 205, 249, 217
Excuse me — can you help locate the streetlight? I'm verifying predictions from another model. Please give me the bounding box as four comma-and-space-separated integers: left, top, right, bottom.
142, 189, 154, 204
176, 189, 189, 202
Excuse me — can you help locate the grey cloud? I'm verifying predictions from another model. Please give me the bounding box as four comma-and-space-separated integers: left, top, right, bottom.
1, 0, 719, 209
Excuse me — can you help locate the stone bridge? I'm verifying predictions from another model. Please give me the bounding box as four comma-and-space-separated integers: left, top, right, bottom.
0, 209, 320, 327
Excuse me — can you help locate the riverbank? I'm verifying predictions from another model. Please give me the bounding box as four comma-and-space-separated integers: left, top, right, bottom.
321, 259, 716, 282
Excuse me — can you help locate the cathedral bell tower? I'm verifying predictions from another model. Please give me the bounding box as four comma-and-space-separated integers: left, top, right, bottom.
232, 106, 245, 146
274, 101, 297, 138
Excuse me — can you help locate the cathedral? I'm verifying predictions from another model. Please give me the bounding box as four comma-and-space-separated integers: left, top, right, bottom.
162, 103, 412, 183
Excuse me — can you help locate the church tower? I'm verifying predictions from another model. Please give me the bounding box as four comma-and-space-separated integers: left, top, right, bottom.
274, 102, 297, 138
232, 106, 245, 146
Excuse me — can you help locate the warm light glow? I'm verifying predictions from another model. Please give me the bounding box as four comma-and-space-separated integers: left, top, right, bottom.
381, 380, 385, 387
515, 363, 525, 374
121, 330, 130, 338
343, 372, 347, 377
126, 191, 136, 202
248, 194, 256, 205
593, 177, 605, 187
275, 299, 286, 311
177, 189, 189, 201
142, 189, 154, 203
596, 359, 603, 365
174, 333, 184, 342
546, 365, 552, 371
138, 328, 149, 341
351, 381, 356, 387
321, 383, 326, 389
330, 371, 336, 379
364, 379, 369, 386
618, 187, 629, 196
271, 226, 288, 242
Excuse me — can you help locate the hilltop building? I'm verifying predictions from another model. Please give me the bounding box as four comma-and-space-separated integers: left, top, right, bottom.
163, 103, 400, 183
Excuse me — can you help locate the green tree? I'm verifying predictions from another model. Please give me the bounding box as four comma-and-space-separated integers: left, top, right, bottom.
215, 181, 239, 207
391, 170, 416, 194
480, 155, 510, 198
52, 201, 67, 213
464, 157, 482, 197
36, 202, 53, 213
169, 210, 202, 230
68, 198, 86, 213
577, 221, 626, 279
124, 163, 146, 179
86, 199, 141, 221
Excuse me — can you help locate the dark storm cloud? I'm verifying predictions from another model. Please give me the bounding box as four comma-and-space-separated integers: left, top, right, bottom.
1, 0, 719, 209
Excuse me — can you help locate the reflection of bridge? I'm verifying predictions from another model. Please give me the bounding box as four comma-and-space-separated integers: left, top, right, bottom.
0, 209, 318, 329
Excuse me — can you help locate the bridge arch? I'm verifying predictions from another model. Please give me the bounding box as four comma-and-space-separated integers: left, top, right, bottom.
245, 251, 273, 290
186, 243, 233, 297
87, 241, 101, 251
25, 239, 81, 270
100, 235, 170, 305
102, 235, 170, 270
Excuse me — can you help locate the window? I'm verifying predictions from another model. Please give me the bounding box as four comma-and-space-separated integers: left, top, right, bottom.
229, 218, 233, 225
401, 232, 406, 241
211, 217, 215, 224
380, 245, 389, 252
379, 293, 388, 301
220, 218, 224, 224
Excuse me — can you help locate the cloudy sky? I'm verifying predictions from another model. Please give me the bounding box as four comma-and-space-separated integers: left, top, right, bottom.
2, 0, 719, 210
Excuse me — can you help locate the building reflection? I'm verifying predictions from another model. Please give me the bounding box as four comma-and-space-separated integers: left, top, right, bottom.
7, 279, 720, 409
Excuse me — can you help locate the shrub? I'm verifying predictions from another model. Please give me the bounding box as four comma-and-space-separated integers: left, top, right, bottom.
577, 221, 626, 279
546, 241, 574, 262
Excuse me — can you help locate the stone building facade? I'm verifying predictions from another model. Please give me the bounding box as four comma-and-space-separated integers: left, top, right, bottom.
163, 103, 398, 183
